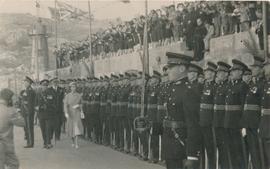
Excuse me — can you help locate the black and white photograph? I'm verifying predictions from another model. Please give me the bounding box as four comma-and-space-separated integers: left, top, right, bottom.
0, 0, 269, 169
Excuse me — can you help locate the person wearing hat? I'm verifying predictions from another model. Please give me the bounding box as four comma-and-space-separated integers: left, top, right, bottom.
199, 61, 217, 169
114, 74, 127, 151
242, 68, 252, 85
50, 78, 65, 141
126, 72, 138, 154
213, 61, 231, 169
241, 56, 265, 169
18, 76, 36, 148
99, 77, 109, 145
36, 79, 57, 149
224, 59, 249, 169
183, 63, 204, 169
63, 82, 84, 149
162, 52, 192, 169
146, 70, 162, 163
107, 74, 120, 147
132, 71, 144, 156
260, 62, 270, 169
0, 88, 25, 169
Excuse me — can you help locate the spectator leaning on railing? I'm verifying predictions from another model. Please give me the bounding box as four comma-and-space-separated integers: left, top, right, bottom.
54, 1, 264, 69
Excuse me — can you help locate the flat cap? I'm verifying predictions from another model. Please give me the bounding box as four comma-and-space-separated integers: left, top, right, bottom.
250, 56, 265, 67
24, 76, 34, 84
166, 52, 193, 66
188, 63, 203, 74
217, 61, 231, 72
243, 68, 252, 75
204, 61, 217, 72
152, 70, 161, 78
50, 77, 59, 83
40, 79, 49, 85
231, 59, 248, 71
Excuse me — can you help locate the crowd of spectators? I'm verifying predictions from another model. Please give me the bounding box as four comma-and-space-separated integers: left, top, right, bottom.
54, 1, 265, 68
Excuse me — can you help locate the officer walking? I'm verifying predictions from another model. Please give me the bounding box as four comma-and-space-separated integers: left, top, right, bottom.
19, 76, 36, 148
224, 59, 248, 169
162, 52, 192, 169
199, 62, 217, 169
37, 79, 57, 149
213, 61, 231, 169
50, 78, 65, 141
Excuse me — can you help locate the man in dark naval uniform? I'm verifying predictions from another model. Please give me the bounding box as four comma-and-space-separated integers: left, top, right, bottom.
224, 59, 248, 169
183, 62, 203, 169
146, 70, 162, 163
199, 61, 217, 169
162, 52, 192, 169
260, 62, 270, 169
19, 76, 36, 148
37, 79, 57, 149
241, 56, 265, 169
50, 78, 65, 141
213, 61, 231, 169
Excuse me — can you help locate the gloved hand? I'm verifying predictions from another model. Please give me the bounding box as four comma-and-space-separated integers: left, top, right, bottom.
183, 159, 199, 169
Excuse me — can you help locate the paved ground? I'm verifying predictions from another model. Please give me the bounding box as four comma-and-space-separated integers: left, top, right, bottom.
14, 126, 164, 169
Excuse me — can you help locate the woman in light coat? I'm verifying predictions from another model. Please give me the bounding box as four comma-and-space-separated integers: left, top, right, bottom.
63, 82, 84, 148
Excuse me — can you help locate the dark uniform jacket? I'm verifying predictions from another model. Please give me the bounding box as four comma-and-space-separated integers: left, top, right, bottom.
184, 80, 203, 158
110, 86, 119, 117
52, 86, 65, 117
133, 86, 141, 119
82, 86, 89, 114
99, 86, 108, 117
162, 77, 188, 160
128, 86, 136, 120
259, 80, 270, 138
117, 85, 130, 117
37, 88, 57, 119
19, 86, 36, 115
157, 82, 169, 123
224, 80, 248, 128
146, 85, 159, 122
213, 81, 229, 127
242, 78, 264, 128
199, 81, 216, 127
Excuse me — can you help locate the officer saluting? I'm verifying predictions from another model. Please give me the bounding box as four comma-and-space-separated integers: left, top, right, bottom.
241, 56, 265, 169
224, 59, 248, 169
162, 52, 192, 169
19, 76, 36, 148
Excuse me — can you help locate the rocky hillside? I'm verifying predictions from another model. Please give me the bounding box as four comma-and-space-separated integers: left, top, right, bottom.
0, 13, 117, 74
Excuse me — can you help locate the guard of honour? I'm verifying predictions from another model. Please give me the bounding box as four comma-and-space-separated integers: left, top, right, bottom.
18, 51, 270, 169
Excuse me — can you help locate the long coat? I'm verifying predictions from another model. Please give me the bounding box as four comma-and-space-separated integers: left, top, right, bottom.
63, 92, 83, 137
0, 103, 25, 169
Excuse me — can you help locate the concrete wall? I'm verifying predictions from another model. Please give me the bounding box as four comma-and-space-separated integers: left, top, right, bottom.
45, 30, 270, 79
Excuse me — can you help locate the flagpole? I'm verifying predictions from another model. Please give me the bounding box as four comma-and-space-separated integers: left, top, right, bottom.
88, 0, 94, 77
140, 0, 148, 118
55, 0, 59, 75
262, 1, 269, 60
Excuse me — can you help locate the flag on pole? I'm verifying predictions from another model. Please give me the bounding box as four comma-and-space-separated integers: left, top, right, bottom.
48, 1, 88, 21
